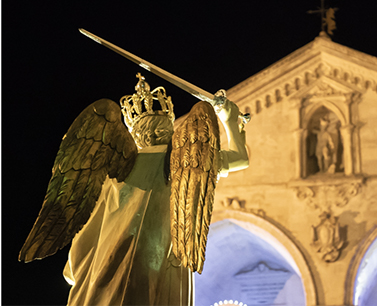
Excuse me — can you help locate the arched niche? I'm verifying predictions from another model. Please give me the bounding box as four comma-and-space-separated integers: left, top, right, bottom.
195, 210, 316, 306
303, 100, 347, 127
298, 98, 357, 177
344, 225, 377, 306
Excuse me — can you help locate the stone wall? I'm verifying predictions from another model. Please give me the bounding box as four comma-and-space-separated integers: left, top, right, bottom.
212, 38, 377, 305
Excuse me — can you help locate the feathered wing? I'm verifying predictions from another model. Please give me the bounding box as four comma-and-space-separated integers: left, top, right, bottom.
170, 101, 220, 274
19, 99, 138, 262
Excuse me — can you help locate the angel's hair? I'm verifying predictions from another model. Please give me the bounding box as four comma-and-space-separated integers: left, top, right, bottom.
131, 114, 174, 149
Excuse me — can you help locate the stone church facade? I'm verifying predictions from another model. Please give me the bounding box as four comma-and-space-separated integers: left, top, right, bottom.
197, 34, 377, 306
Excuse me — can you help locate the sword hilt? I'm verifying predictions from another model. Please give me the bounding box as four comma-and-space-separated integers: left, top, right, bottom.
213, 90, 251, 125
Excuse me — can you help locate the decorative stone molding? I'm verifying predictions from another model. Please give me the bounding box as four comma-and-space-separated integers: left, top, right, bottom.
336, 183, 361, 207
220, 197, 266, 218
291, 177, 362, 264
311, 81, 342, 96
230, 35, 377, 111
293, 181, 361, 210
295, 186, 316, 209
238, 62, 375, 118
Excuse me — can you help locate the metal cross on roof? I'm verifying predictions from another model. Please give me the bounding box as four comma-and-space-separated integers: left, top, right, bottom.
308, 0, 338, 36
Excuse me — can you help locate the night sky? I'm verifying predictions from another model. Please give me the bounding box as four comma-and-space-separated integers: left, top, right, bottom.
3, 1, 377, 305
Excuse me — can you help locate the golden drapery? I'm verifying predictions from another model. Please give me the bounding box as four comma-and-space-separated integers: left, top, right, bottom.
64, 144, 193, 305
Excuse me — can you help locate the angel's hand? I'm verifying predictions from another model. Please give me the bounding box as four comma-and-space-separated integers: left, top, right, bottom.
216, 98, 240, 124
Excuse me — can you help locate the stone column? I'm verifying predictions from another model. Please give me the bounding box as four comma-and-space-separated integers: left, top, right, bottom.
293, 128, 305, 179
290, 97, 304, 179
340, 124, 354, 175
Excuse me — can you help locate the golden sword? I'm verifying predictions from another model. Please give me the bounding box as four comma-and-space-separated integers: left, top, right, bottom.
79, 28, 250, 123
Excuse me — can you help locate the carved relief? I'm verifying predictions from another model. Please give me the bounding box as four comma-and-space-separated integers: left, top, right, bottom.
336, 183, 361, 207
294, 183, 361, 210
311, 210, 345, 262
312, 82, 342, 96
314, 63, 331, 78
222, 197, 244, 210
295, 186, 316, 209
221, 197, 266, 217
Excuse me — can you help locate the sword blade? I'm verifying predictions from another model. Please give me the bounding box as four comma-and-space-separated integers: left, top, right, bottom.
79, 28, 214, 104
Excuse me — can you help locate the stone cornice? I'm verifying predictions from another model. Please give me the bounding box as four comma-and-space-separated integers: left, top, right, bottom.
227, 36, 377, 111
229, 61, 376, 118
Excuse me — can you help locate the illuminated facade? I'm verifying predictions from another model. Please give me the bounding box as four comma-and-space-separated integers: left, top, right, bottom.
195, 34, 377, 306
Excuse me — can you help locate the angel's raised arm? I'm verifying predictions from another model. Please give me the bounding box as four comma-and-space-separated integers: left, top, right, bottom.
217, 99, 249, 177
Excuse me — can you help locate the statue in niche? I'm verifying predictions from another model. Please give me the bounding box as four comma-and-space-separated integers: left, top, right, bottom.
307, 107, 343, 175
313, 117, 336, 173
18, 74, 249, 306
311, 210, 344, 262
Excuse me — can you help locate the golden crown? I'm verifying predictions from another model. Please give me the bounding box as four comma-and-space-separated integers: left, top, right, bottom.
120, 73, 175, 131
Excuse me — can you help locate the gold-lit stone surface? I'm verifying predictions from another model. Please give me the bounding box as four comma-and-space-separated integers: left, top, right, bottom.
212, 35, 377, 306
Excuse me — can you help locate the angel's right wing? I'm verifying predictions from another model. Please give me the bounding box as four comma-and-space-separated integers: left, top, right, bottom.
19, 98, 138, 262
170, 101, 220, 274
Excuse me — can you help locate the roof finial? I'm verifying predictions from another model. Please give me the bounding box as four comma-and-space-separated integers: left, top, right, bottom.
308, 0, 338, 38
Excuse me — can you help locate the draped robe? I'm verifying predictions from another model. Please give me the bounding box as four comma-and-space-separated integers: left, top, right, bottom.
63, 144, 194, 305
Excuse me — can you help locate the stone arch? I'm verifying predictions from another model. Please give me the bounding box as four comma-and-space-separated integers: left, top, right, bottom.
210, 210, 317, 306
344, 225, 377, 305
303, 100, 347, 129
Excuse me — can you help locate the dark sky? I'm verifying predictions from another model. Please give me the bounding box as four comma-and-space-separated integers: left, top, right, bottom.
3, 1, 377, 305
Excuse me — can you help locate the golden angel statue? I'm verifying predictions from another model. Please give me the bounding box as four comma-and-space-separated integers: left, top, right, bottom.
19, 74, 249, 306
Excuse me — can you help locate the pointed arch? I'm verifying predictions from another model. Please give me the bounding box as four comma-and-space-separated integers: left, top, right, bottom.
303, 100, 347, 129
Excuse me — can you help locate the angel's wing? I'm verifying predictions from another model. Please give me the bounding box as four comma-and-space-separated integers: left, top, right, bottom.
19, 99, 137, 262
170, 101, 220, 274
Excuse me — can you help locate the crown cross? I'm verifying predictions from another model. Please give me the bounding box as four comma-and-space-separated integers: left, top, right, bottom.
120, 73, 175, 131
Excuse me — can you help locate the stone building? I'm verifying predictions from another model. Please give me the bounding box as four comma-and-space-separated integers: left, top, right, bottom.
195, 33, 377, 306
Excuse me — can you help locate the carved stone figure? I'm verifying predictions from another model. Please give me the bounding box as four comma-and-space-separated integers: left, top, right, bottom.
311, 211, 344, 262
312, 117, 337, 173
19, 75, 249, 305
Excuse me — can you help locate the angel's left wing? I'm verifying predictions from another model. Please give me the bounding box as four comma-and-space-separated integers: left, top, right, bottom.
19, 99, 138, 262
170, 101, 220, 274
